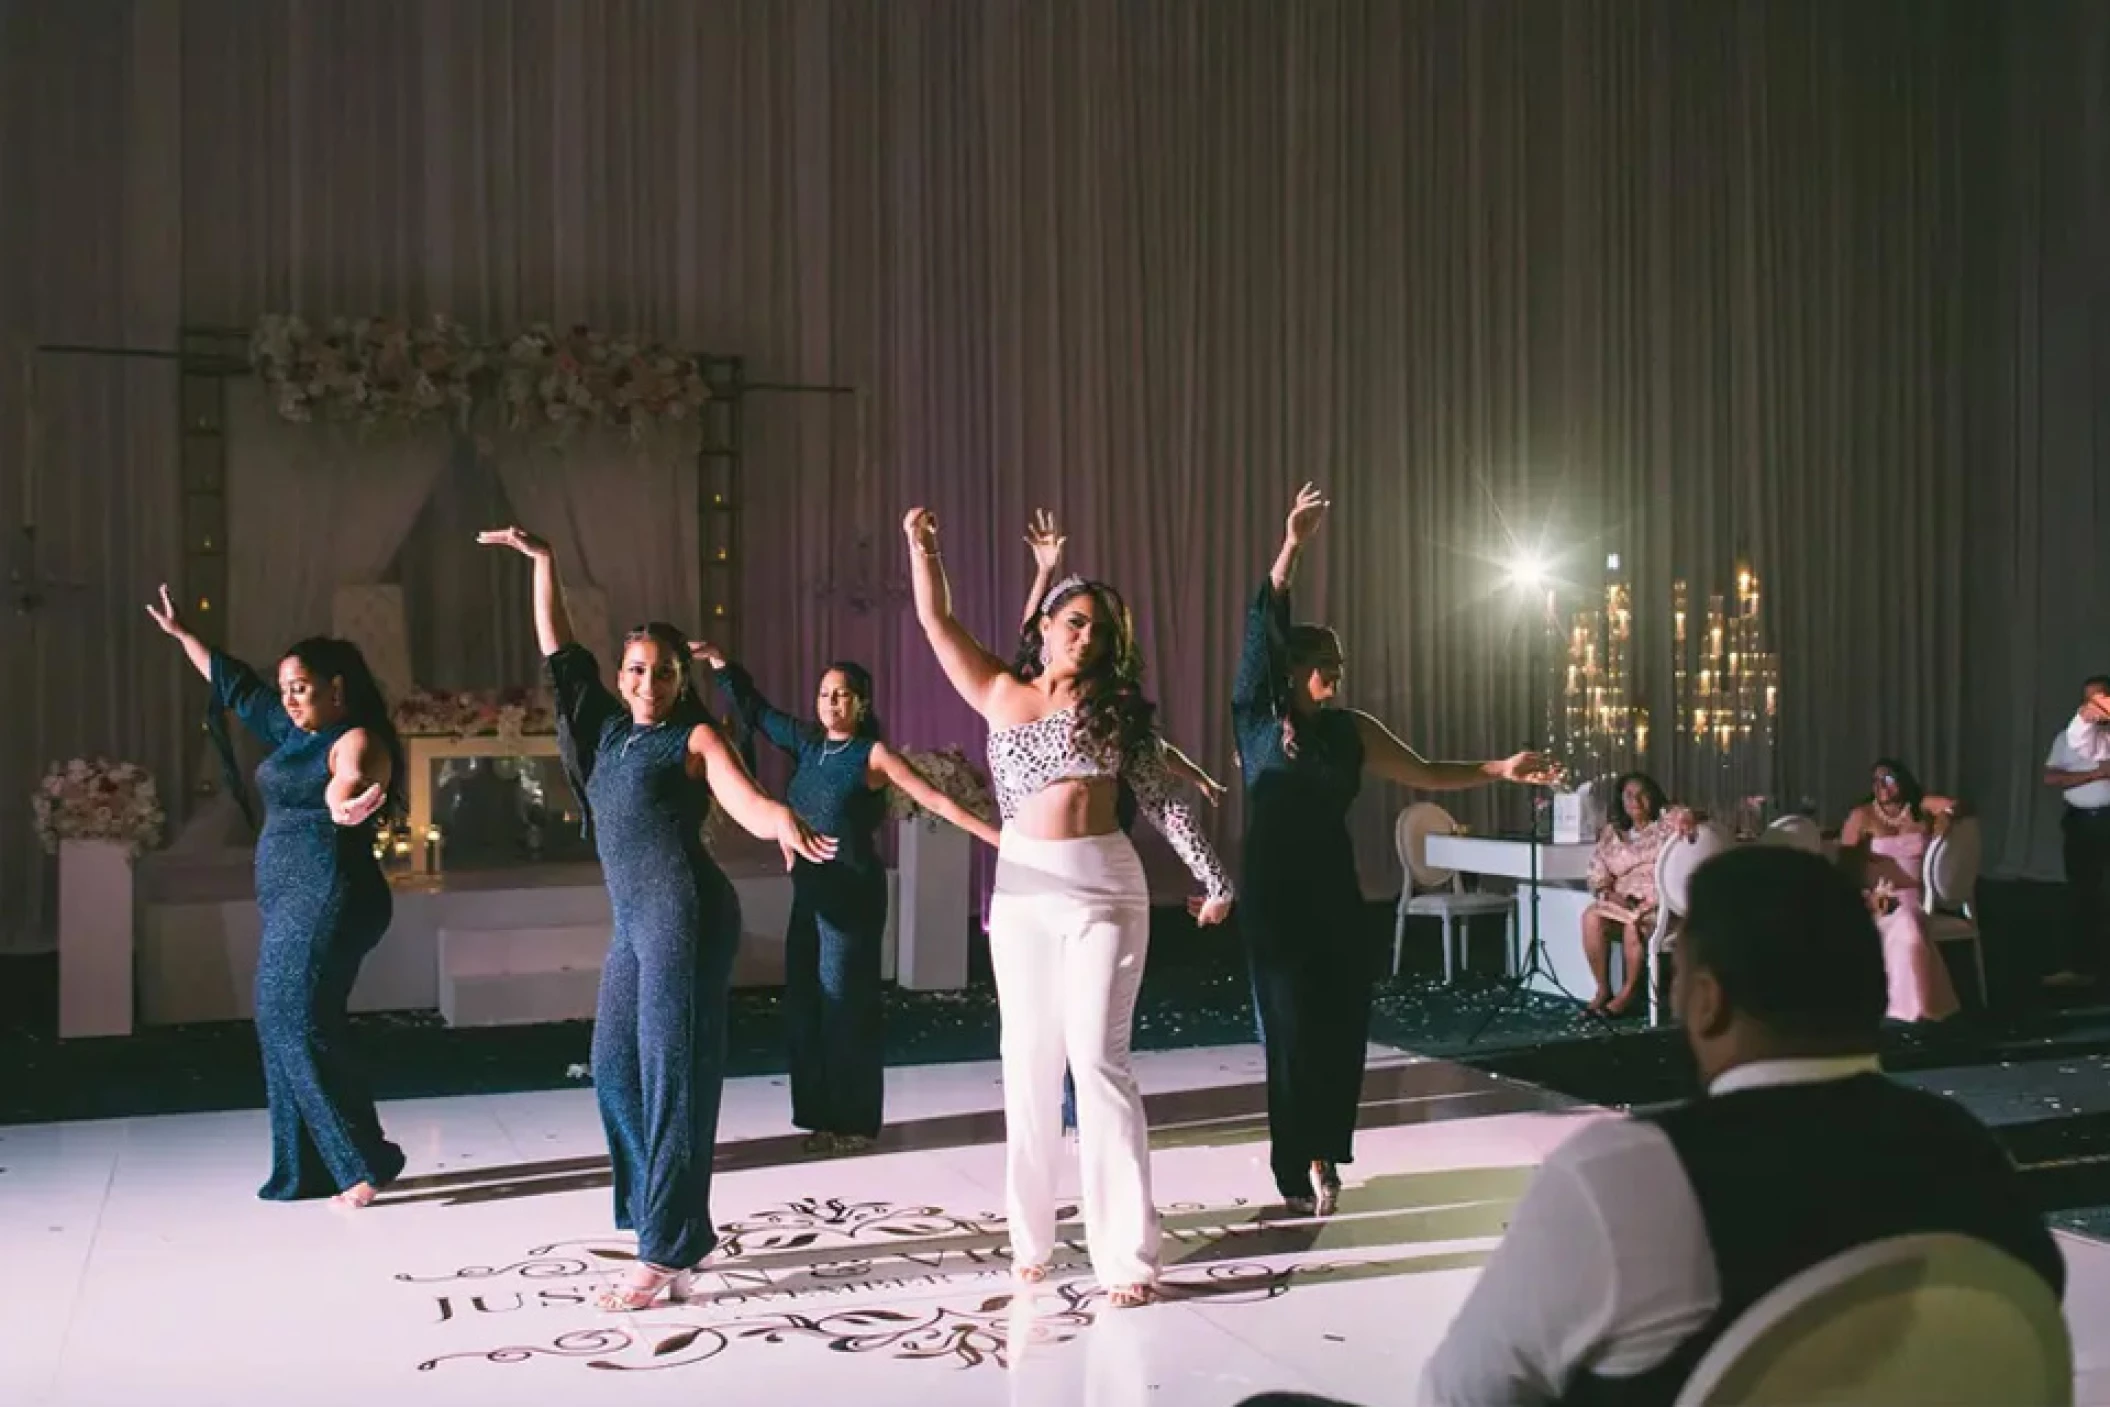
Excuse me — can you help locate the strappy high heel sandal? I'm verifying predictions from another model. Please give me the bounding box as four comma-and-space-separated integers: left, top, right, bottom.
1105, 1282, 1155, 1310
593, 1262, 696, 1313
1311, 1161, 1342, 1218
331, 1181, 379, 1209
1013, 1262, 1051, 1285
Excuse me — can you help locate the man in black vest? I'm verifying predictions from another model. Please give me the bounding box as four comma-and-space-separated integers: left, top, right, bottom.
1409, 845, 2065, 1407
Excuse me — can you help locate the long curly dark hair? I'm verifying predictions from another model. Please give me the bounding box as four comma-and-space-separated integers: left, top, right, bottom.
1869, 756, 1927, 820
281, 636, 409, 822
1013, 579, 1157, 763
1608, 771, 1669, 834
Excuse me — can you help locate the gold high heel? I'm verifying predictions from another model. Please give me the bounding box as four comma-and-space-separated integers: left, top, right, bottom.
593, 1263, 696, 1313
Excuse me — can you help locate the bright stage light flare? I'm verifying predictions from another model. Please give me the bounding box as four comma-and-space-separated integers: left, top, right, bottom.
1508, 554, 1550, 589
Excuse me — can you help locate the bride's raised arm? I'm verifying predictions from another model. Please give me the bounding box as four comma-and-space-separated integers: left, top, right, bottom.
903, 506, 1014, 716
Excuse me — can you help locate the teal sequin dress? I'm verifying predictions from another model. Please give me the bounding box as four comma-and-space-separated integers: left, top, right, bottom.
548, 644, 740, 1270
714, 663, 888, 1139
213, 653, 404, 1201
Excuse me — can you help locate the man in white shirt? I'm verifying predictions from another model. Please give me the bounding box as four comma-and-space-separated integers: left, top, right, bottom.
1416, 846, 2063, 1407
2044, 674, 2110, 990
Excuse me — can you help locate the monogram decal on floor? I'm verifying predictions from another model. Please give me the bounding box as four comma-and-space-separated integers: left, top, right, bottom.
402, 1179, 1515, 1374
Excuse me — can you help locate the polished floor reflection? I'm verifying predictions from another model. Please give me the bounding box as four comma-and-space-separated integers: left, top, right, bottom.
6, 1043, 2108, 1406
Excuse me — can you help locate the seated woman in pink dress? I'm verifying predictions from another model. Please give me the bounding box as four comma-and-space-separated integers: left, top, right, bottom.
1838, 758, 1963, 1023
1582, 772, 1695, 1016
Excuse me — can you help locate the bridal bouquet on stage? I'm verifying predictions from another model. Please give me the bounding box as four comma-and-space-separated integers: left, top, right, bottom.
392, 686, 557, 742
31, 758, 166, 857
887, 747, 998, 826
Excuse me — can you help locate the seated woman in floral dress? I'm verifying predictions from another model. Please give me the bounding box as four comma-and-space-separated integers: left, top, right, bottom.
1582, 772, 1694, 1016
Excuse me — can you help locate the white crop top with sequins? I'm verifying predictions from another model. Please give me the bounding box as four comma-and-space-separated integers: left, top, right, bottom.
985, 706, 1234, 902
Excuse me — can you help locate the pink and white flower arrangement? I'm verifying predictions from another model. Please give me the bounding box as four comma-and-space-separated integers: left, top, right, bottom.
32, 758, 165, 857
251, 314, 486, 428
499, 325, 712, 439
392, 686, 557, 741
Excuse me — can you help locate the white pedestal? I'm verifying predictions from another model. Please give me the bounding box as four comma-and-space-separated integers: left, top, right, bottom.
59, 839, 135, 1038
896, 818, 972, 991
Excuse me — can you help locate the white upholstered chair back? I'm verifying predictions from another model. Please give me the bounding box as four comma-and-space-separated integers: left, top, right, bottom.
1396, 801, 1461, 892
1647, 822, 1735, 1026
1924, 816, 1983, 914
1673, 1233, 2071, 1407
1760, 814, 1824, 854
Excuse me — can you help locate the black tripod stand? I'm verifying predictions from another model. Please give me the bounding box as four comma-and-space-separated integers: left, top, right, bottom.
1465, 593, 1605, 1046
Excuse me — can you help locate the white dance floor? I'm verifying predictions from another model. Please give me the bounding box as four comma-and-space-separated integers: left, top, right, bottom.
6, 1043, 2109, 1406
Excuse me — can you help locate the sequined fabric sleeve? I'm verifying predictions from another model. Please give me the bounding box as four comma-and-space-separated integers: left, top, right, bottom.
1232, 578, 1288, 730
210, 651, 294, 749
1127, 740, 1235, 902
543, 644, 621, 784
712, 662, 807, 755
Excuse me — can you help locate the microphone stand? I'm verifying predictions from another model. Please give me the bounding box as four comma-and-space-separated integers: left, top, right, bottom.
1467, 588, 1602, 1045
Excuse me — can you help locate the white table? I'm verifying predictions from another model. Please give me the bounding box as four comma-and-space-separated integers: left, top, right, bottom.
1422, 834, 1609, 1001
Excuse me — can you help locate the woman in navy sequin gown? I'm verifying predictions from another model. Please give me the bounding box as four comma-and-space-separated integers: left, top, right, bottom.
698, 648, 1000, 1152
480, 527, 835, 1312
1234, 487, 1549, 1216
146, 587, 406, 1207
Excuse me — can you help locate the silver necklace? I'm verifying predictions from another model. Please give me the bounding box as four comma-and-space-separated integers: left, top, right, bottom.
622, 720, 668, 758
821, 735, 853, 760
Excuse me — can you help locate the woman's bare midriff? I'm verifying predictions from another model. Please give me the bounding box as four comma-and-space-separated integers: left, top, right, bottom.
1006, 777, 1122, 841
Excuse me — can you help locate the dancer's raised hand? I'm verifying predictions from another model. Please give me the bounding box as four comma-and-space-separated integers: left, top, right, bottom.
1025, 509, 1066, 571
144, 583, 186, 637
1285, 483, 1330, 545
476, 526, 552, 560
687, 640, 727, 671
330, 783, 387, 828
902, 506, 940, 555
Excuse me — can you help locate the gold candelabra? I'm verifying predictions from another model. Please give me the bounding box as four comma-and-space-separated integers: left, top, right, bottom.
1551, 559, 1779, 823
1548, 572, 1648, 784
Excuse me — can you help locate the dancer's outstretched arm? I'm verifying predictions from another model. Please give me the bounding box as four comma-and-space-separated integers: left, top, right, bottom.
904, 506, 1013, 714
1355, 712, 1551, 792
690, 642, 805, 755
1159, 739, 1227, 807
146, 582, 291, 748
1237, 485, 1328, 725
687, 720, 837, 872
476, 526, 573, 656
323, 729, 391, 828
872, 744, 1002, 848
1271, 482, 1327, 595
146, 583, 214, 680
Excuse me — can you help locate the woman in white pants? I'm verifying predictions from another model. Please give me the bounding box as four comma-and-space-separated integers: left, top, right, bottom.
902, 507, 1234, 1308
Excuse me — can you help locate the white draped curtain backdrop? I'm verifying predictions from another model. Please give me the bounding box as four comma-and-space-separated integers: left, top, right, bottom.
0, 0, 2104, 951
